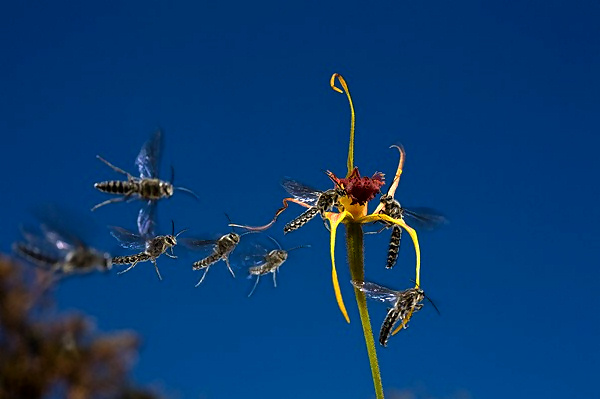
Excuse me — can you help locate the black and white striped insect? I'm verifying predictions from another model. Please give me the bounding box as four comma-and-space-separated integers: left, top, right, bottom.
109, 204, 186, 280
351, 280, 439, 347
281, 178, 346, 234
378, 194, 446, 269
187, 232, 241, 287
242, 234, 310, 297
92, 129, 198, 211
13, 224, 112, 275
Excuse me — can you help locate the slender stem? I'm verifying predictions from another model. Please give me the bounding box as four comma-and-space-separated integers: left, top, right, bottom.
346, 222, 384, 399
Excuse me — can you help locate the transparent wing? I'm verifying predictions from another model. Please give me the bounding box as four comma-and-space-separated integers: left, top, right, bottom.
402, 207, 448, 230
137, 201, 157, 238
136, 129, 163, 179
178, 237, 218, 250
281, 177, 322, 207
108, 226, 146, 250
18, 225, 68, 258
351, 280, 399, 303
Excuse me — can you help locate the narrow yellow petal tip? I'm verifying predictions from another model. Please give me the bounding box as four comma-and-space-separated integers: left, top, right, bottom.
329, 73, 355, 175
327, 211, 352, 323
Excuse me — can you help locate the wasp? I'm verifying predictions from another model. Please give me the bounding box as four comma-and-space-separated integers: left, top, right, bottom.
92, 129, 198, 211
351, 280, 439, 347
280, 178, 346, 233
238, 234, 310, 296
109, 203, 186, 280
375, 145, 446, 269
187, 232, 241, 287
13, 223, 112, 275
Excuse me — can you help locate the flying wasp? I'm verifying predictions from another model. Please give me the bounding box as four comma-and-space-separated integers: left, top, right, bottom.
13, 223, 112, 276
376, 145, 446, 269
187, 232, 241, 287
235, 233, 310, 296
109, 203, 186, 280
351, 280, 439, 347
92, 129, 198, 211
280, 177, 346, 233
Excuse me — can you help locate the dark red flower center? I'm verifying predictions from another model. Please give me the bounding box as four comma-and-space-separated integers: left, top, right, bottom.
329, 167, 385, 205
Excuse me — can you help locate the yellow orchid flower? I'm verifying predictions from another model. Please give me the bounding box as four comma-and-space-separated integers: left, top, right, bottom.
231, 73, 425, 399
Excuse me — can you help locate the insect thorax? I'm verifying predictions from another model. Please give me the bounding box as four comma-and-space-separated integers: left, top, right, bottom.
64, 247, 111, 272
266, 249, 288, 266
139, 179, 173, 200
216, 233, 240, 255
145, 235, 175, 257
380, 195, 403, 219
317, 189, 341, 213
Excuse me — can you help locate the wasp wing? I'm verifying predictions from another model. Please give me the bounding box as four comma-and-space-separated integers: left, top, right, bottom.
281, 177, 322, 207
137, 201, 157, 239
136, 129, 163, 179
351, 280, 400, 304
402, 207, 448, 230
108, 226, 146, 250
178, 237, 218, 250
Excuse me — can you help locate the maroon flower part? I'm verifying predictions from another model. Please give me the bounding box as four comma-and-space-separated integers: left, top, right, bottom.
329, 167, 385, 205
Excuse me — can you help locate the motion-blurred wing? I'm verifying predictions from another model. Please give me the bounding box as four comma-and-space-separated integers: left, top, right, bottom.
109, 226, 146, 250
178, 237, 218, 250
402, 207, 448, 230
137, 201, 157, 238
136, 129, 163, 179
351, 280, 399, 303
232, 232, 280, 269
281, 177, 322, 207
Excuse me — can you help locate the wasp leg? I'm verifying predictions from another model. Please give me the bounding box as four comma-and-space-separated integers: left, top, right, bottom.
91, 196, 130, 211
195, 265, 211, 287
272, 270, 277, 287
96, 155, 135, 179
248, 275, 261, 297
152, 259, 163, 280
224, 257, 236, 278
165, 251, 177, 259
117, 261, 139, 275
364, 225, 388, 235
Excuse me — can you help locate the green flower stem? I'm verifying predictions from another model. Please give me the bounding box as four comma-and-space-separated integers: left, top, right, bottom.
346, 222, 384, 399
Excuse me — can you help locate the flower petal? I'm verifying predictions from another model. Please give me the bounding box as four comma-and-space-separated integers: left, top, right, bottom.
326, 210, 353, 323
358, 214, 421, 287
373, 145, 405, 214
330, 73, 355, 177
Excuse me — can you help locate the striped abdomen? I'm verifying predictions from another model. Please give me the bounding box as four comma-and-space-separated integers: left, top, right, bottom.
95, 180, 138, 195
379, 307, 402, 347
14, 243, 60, 268
284, 207, 319, 233
386, 225, 402, 269
193, 252, 222, 270
112, 253, 151, 265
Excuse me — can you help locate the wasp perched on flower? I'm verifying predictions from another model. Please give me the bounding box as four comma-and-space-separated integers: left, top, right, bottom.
231, 73, 439, 399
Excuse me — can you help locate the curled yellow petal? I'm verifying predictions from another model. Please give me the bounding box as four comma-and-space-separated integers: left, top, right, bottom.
330, 73, 355, 177
326, 210, 353, 323
358, 214, 421, 287
373, 145, 406, 215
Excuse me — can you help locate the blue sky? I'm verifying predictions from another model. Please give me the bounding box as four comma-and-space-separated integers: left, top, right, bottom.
1, 1, 599, 398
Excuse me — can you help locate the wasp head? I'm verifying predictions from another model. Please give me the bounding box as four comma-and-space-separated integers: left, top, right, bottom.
161, 182, 174, 197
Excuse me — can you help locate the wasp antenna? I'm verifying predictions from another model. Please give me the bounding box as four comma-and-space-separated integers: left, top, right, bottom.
286, 244, 311, 252
264, 234, 282, 250
175, 228, 189, 238
175, 186, 200, 201
171, 220, 175, 236
170, 164, 175, 184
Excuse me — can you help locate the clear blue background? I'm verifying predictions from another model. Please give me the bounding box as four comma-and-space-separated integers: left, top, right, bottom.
1, 1, 599, 398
